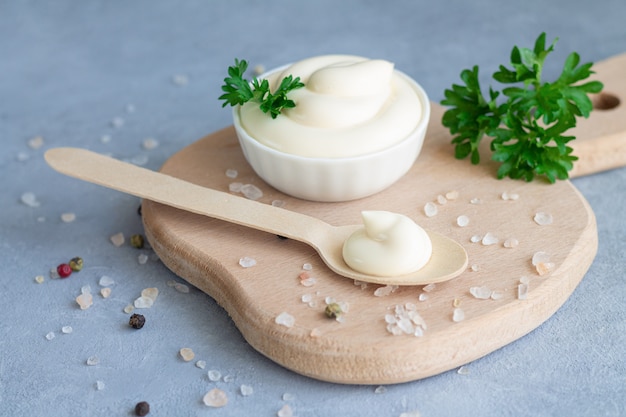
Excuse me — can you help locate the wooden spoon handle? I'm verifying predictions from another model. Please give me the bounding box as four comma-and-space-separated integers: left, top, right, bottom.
44, 147, 332, 243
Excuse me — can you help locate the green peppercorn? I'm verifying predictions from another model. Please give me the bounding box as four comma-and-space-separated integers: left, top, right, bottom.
134, 401, 150, 416
129, 313, 146, 329
130, 234, 145, 249
325, 302, 343, 319
69, 257, 84, 272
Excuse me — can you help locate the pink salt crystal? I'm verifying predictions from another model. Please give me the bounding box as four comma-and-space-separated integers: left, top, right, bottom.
277, 404, 294, 417
179, 347, 195, 361
76, 292, 93, 310
203, 388, 228, 407
110, 232, 125, 247
100, 287, 111, 298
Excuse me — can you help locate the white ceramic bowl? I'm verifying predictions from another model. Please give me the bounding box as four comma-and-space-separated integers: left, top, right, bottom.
232, 68, 430, 202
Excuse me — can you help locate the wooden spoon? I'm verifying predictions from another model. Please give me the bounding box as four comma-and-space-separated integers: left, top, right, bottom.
44, 147, 468, 286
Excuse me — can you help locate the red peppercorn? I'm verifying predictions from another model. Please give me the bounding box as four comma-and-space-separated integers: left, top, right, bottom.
57, 263, 72, 278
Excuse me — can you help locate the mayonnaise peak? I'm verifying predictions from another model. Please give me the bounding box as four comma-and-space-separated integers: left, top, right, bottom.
342, 211, 432, 277
239, 55, 423, 158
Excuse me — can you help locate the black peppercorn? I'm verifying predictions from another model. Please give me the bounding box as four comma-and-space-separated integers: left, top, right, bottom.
129, 313, 146, 329
134, 401, 150, 416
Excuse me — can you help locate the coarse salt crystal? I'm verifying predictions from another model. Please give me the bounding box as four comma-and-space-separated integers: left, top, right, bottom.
123, 304, 134, 314
470, 197, 482, 204
45, 331, 55, 341
302, 263, 313, 271
76, 292, 93, 310
20, 192, 40, 207
470, 264, 480, 272
195, 360, 206, 369
481, 233, 499, 246
532, 251, 550, 266
86, 356, 100, 366
179, 347, 195, 361
374, 285, 398, 297
536, 262, 554, 276
374, 385, 388, 394
229, 182, 243, 193
95, 380, 105, 390
470, 234, 482, 243
534, 211, 553, 225
503, 238, 519, 248
28, 136, 44, 149
501, 192, 519, 201
275, 312, 295, 328
277, 404, 293, 417
60, 212, 76, 223
35, 275, 44, 284
418, 293, 429, 302
271, 199, 285, 207
239, 257, 257, 268
240, 384, 254, 396
518, 283, 529, 300
100, 288, 111, 298
456, 215, 469, 227
134, 296, 153, 309
225, 168, 238, 178
301, 294, 313, 303
137, 253, 149, 264
99, 275, 115, 286
142, 287, 159, 302
457, 365, 470, 375
203, 388, 228, 408
110, 117, 125, 128
452, 308, 465, 322
208, 369, 221, 381
469, 286, 492, 299
422, 283, 436, 292
300, 277, 317, 287
446, 190, 459, 200
241, 183, 263, 200
424, 202, 438, 217
437, 194, 447, 205
142, 138, 159, 150
110, 232, 125, 247
61, 326, 73, 334
490, 291, 504, 300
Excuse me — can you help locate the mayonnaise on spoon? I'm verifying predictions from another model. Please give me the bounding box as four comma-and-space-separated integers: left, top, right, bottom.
342, 211, 433, 277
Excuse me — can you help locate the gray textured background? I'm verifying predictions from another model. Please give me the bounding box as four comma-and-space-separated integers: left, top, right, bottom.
1, 1, 625, 416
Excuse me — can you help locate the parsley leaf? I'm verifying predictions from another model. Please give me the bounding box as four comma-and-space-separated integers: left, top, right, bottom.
219, 59, 304, 119
441, 33, 604, 182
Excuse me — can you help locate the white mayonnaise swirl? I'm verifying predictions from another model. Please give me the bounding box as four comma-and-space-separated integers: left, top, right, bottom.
238, 55, 423, 158
342, 211, 432, 276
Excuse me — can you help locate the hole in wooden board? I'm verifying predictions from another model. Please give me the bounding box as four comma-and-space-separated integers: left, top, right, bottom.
591, 92, 620, 110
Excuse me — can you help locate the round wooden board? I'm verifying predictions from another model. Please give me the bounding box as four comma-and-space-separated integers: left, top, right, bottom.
141, 102, 597, 384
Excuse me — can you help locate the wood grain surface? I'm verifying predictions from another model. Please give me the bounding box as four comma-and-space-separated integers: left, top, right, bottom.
141, 53, 624, 384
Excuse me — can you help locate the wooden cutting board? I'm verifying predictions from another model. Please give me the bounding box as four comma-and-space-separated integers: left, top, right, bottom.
141, 53, 625, 384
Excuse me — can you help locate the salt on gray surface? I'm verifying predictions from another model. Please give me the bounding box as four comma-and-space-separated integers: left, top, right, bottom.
99, 275, 115, 286
240, 384, 254, 396
20, 192, 40, 207
208, 369, 221, 381
203, 388, 228, 407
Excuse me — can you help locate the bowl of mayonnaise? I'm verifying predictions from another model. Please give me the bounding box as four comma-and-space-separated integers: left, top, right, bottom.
232, 54, 430, 202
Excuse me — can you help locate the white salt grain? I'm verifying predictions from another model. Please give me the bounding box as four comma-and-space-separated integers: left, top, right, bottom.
239, 256, 257, 268
223, 375, 234, 383
45, 331, 55, 341
142, 287, 159, 302
302, 263, 313, 271
456, 215, 470, 227
195, 360, 206, 369
457, 365, 470, 375
532, 251, 551, 266
300, 277, 317, 287
470, 197, 482, 204
61, 326, 73, 334
241, 184, 263, 200
418, 293, 429, 302
452, 308, 465, 322
203, 388, 228, 408
20, 192, 40, 207
534, 211, 553, 225
374, 285, 398, 297
469, 286, 492, 299
470, 264, 480, 272
142, 138, 159, 150
110, 232, 125, 247
240, 384, 254, 396
518, 283, 528, 300
277, 404, 293, 417
134, 296, 153, 309
271, 199, 285, 207
275, 312, 295, 328
137, 253, 149, 264
86, 356, 100, 366
179, 347, 195, 361
470, 235, 482, 243
481, 233, 499, 246
60, 212, 76, 223
35, 275, 45, 284
445, 190, 459, 200
374, 385, 388, 394
208, 370, 221, 381
503, 238, 519, 248
501, 192, 519, 201
99, 275, 115, 286
229, 182, 243, 192
424, 202, 438, 217
422, 283, 436, 292
437, 194, 447, 205
225, 168, 238, 179
490, 291, 504, 300
95, 380, 105, 390
28, 136, 44, 149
